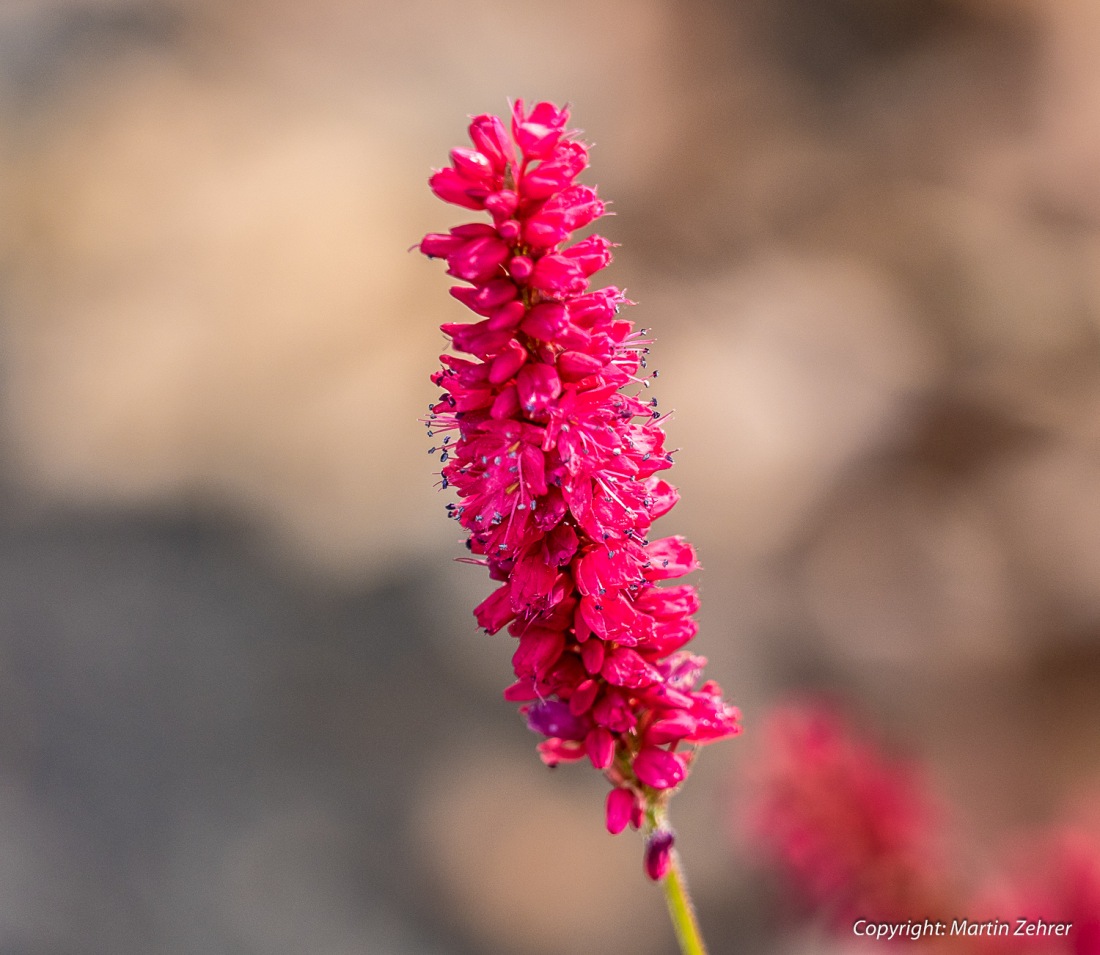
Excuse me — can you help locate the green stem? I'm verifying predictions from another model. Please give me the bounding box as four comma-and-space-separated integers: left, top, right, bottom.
662, 846, 709, 955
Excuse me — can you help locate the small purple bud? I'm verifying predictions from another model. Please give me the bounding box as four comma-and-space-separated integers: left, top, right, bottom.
525, 700, 588, 741
644, 829, 674, 881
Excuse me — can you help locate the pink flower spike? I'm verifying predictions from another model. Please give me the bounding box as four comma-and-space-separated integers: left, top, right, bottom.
746, 703, 945, 924
419, 100, 739, 878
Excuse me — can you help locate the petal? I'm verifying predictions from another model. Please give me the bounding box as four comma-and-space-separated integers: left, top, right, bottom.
558, 350, 604, 381
561, 235, 613, 276
512, 627, 566, 679
483, 188, 519, 220
468, 114, 513, 172
605, 787, 634, 835
645, 714, 698, 745
543, 522, 579, 567
529, 254, 587, 296
510, 554, 565, 613
490, 384, 521, 419
428, 167, 486, 209
447, 235, 510, 283
580, 638, 605, 675
516, 363, 562, 415
503, 679, 538, 702
420, 232, 466, 258
568, 678, 600, 716
521, 302, 568, 340
601, 646, 660, 689
473, 584, 515, 633
586, 727, 615, 769
642, 478, 680, 520
488, 339, 528, 384
592, 689, 637, 734
633, 747, 686, 790
643, 536, 701, 581
512, 100, 569, 159
449, 146, 494, 181
536, 738, 585, 767
487, 300, 526, 331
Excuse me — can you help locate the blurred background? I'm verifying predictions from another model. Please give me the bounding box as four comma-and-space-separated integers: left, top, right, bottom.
2, 0, 1100, 952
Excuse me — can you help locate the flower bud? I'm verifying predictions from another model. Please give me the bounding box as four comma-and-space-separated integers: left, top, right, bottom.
508, 255, 533, 282
644, 830, 674, 881
605, 787, 634, 835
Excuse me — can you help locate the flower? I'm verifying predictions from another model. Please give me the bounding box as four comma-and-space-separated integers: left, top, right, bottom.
421, 99, 740, 877
744, 702, 946, 922
644, 829, 676, 882
971, 827, 1100, 954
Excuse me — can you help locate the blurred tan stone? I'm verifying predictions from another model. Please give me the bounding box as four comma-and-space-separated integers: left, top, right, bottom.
988, 444, 1100, 632
654, 252, 940, 562
3, 58, 453, 575
411, 752, 666, 955
802, 476, 1024, 670
219, 800, 402, 955
940, 197, 1086, 357
1025, 0, 1100, 222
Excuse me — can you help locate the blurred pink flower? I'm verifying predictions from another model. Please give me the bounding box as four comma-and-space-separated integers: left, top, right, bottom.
421, 100, 739, 876
971, 827, 1100, 954
745, 702, 946, 923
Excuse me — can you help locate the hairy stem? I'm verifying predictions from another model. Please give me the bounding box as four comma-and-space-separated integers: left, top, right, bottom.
663, 848, 709, 955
